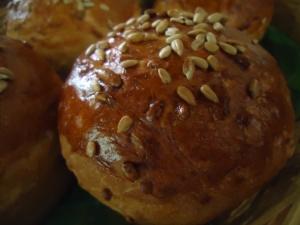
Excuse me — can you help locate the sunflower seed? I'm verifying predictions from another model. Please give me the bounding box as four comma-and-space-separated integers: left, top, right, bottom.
96, 93, 108, 102
188, 28, 206, 36
180, 11, 194, 18
86, 141, 97, 158
193, 11, 207, 23
170, 17, 185, 24
126, 32, 144, 43
113, 23, 126, 31
249, 79, 260, 98
118, 41, 128, 53
140, 22, 151, 30
121, 60, 139, 68
126, 17, 136, 26
207, 13, 225, 24
96, 40, 109, 49
159, 45, 172, 59
213, 22, 224, 31
236, 45, 246, 53
196, 33, 205, 41
107, 31, 116, 38
156, 19, 169, 34
165, 27, 179, 36
85, 44, 96, 56
183, 58, 195, 80
166, 33, 183, 44
219, 42, 237, 55
0, 80, 8, 94
0, 67, 13, 80
177, 86, 196, 106
151, 19, 161, 27
171, 39, 184, 56
195, 7, 207, 14
190, 56, 208, 70
94, 49, 105, 61
193, 23, 208, 30
206, 32, 217, 43
144, 33, 158, 41
185, 19, 194, 26
191, 39, 204, 51
167, 9, 181, 17
200, 84, 219, 103
207, 55, 220, 71
158, 68, 172, 84
204, 41, 219, 53
137, 14, 150, 24
123, 29, 134, 37
117, 115, 133, 133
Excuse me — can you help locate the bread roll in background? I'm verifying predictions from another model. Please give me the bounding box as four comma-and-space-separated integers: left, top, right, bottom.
5, 0, 140, 73
154, 0, 274, 40
0, 37, 70, 225
59, 7, 295, 225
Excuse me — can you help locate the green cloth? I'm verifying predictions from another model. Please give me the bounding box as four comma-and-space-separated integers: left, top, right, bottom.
45, 26, 300, 225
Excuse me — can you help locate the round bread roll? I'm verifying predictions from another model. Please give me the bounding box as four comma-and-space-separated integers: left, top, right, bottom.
5, 0, 140, 72
0, 37, 70, 225
154, 0, 274, 40
59, 8, 295, 225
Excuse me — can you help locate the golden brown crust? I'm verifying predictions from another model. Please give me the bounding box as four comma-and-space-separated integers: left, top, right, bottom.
5, 0, 140, 71
59, 9, 295, 225
154, 0, 274, 40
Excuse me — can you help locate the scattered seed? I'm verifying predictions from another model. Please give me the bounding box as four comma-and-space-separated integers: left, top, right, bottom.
158, 68, 172, 84
140, 22, 151, 30
207, 12, 225, 24
180, 11, 194, 18
86, 141, 97, 158
193, 11, 206, 23
191, 38, 204, 51
96, 40, 109, 49
120, 60, 139, 69
151, 19, 161, 27
171, 39, 184, 56
204, 41, 219, 53
137, 14, 150, 24
156, 19, 169, 34
190, 56, 208, 70
165, 27, 179, 36
85, 44, 96, 56
126, 32, 144, 43
166, 33, 183, 44
170, 17, 185, 24
126, 17, 136, 26
118, 41, 128, 53
159, 45, 172, 59
200, 84, 219, 103
177, 86, 196, 106
249, 79, 260, 98
167, 9, 181, 17
196, 33, 205, 42
107, 31, 116, 38
144, 33, 158, 41
183, 58, 195, 80
206, 32, 217, 43
185, 19, 194, 26
117, 115, 133, 133
0, 80, 8, 94
236, 45, 246, 53
195, 7, 207, 15
188, 28, 206, 36
207, 55, 220, 71
219, 42, 238, 55
94, 49, 105, 61
193, 23, 208, 30
113, 23, 126, 31
213, 22, 224, 31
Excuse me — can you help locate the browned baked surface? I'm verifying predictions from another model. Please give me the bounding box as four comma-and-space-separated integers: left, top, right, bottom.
59, 9, 295, 225
0, 37, 69, 225
154, 0, 274, 40
5, 0, 140, 72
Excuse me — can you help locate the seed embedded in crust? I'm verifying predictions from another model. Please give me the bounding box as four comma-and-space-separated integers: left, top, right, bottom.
137, 14, 150, 24
193, 11, 206, 24
219, 42, 238, 55
126, 17, 136, 26
86, 141, 97, 158
190, 56, 208, 70
183, 58, 195, 80
118, 41, 128, 53
204, 41, 219, 53
185, 19, 194, 26
0, 67, 13, 80
249, 79, 260, 98
165, 27, 179, 36
191, 38, 204, 51
206, 32, 217, 43
0, 80, 8, 94
117, 115, 133, 133
85, 44, 96, 56
151, 19, 161, 28
170, 17, 185, 24
140, 22, 151, 30
213, 22, 224, 31
156, 19, 169, 34
107, 31, 116, 38
207, 55, 220, 71
177, 86, 197, 106
159, 45, 172, 59
207, 12, 225, 24
120, 60, 139, 69
94, 49, 106, 61
167, 9, 181, 17
126, 32, 144, 43
236, 45, 246, 53
166, 33, 183, 44
96, 40, 109, 49
193, 23, 208, 30
158, 68, 172, 84
113, 23, 126, 31
96, 93, 108, 102
171, 39, 184, 56
188, 28, 206, 36
144, 33, 158, 41
200, 84, 219, 103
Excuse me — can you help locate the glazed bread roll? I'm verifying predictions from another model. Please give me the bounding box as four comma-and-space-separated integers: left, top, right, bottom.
5, 0, 140, 72
0, 37, 70, 225
59, 8, 295, 225
154, 0, 274, 40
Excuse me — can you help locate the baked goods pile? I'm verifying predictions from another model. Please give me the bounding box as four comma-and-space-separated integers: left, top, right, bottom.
0, 0, 296, 225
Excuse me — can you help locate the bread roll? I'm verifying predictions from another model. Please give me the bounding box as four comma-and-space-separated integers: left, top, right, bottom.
59, 8, 295, 225
5, 0, 140, 72
154, 0, 274, 40
0, 37, 70, 225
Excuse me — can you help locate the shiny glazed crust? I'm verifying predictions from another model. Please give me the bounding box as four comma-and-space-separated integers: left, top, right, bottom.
5, 0, 140, 71
0, 37, 69, 225
59, 9, 295, 225
154, 0, 274, 40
